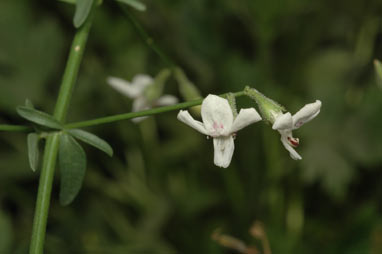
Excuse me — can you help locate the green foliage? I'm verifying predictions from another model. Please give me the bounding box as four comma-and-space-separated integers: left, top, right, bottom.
1, 0, 382, 253
116, 0, 146, 11
73, 0, 94, 28
67, 129, 113, 157
59, 133, 87, 206
16, 106, 63, 130
27, 133, 40, 172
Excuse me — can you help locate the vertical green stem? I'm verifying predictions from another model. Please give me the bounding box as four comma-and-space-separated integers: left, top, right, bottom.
29, 8, 94, 254
53, 14, 93, 122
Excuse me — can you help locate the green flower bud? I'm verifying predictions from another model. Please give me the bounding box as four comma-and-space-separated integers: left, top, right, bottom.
225, 93, 238, 118
244, 86, 286, 124
174, 67, 202, 116
144, 69, 171, 103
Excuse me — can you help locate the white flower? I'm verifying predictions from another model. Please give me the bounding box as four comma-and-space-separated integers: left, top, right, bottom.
107, 74, 178, 122
272, 100, 322, 160
177, 94, 262, 168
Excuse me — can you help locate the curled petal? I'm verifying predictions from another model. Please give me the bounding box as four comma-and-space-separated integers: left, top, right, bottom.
201, 95, 233, 136
213, 136, 235, 168
177, 110, 208, 135
107, 77, 143, 98
292, 100, 321, 129
131, 74, 154, 89
280, 133, 302, 160
272, 112, 293, 130
156, 95, 178, 106
231, 108, 262, 133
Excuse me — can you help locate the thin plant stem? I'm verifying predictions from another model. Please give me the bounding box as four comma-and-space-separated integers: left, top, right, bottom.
1, 91, 246, 132
29, 134, 60, 254
65, 91, 245, 129
29, 6, 95, 254
119, 3, 175, 67
0, 124, 32, 132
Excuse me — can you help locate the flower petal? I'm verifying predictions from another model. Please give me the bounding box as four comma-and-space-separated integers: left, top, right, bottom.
132, 97, 150, 112
177, 110, 208, 135
230, 108, 262, 133
156, 95, 178, 106
280, 132, 302, 160
213, 136, 235, 168
131, 74, 154, 89
132, 116, 148, 123
131, 97, 150, 123
272, 112, 293, 130
107, 77, 143, 98
201, 95, 233, 136
292, 100, 321, 129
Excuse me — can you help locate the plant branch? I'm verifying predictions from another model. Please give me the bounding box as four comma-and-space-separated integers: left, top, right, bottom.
0, 124, 32, 132
29, 5, 95, 254
64, 91, 245, 129
1, 91, 246, 132
119, 3, 175, 67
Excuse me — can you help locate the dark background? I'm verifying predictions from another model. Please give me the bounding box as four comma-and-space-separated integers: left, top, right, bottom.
1, 0, 382, 253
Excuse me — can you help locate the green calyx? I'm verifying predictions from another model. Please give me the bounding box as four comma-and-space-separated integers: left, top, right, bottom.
244, 86, 286, 124
225, 93, 238, 118
143, 69, 171, 103
174, 67, 202, 116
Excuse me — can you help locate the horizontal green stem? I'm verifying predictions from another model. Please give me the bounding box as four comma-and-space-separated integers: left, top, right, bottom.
1, 91, 245, 132
64, 91, 245, 129
0, 124, 32, 132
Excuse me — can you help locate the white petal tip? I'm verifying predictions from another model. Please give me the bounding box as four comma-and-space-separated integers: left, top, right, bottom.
292, 155, 302, 160
214, 162, 230, 168
213, 137, 234, 169
272, 112, 293, 130
177, 110, 187, 120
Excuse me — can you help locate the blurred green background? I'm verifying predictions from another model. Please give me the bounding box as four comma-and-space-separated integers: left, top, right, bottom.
1, 0, 382, 253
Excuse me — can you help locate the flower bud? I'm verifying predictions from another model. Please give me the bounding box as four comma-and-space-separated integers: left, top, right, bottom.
244, 86, 285, 124
225, 93, 238, 118
174, 67, 202, 116
144, 69, 171, 102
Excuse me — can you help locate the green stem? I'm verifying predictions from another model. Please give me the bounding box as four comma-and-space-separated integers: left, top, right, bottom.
0, 124, 32, 132
65, 98, 203, 129
1, 91, 246, 132
65, 91, 245, 129
120, 3, 175, 67
29, 7, 94, 254
29, 134, 60, 254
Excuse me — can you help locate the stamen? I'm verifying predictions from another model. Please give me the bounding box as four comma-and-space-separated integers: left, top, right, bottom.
287, 136, 299, 147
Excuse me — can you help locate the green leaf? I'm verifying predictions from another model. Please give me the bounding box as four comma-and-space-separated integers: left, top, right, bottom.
58, 0, 76, 4
27, 133, 39, 172
116, 0, 146, 11
73, 0, 94, 28
16, 106, 62, 129
68, 129, 113, 157
59, 133, 87, 205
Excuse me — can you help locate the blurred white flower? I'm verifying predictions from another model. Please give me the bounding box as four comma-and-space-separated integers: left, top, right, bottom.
272, 100, 322, 160
177, 94, 262, 168
107, 74, 178, 122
